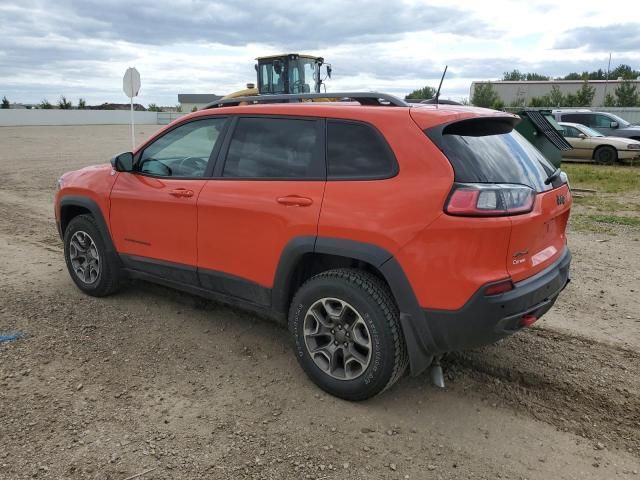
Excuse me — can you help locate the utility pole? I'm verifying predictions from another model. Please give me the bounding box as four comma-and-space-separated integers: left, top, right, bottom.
602, 52, 612, 106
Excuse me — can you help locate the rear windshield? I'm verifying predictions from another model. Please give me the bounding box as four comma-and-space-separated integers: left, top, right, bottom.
426, 117, 556, 192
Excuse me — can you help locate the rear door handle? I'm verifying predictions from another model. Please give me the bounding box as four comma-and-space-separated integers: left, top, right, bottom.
169, 188, 194, 198
276, 195, 313, 207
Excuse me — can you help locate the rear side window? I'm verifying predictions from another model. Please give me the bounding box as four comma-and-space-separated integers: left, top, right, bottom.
327, 120, 397, 179
223, 117, 322, 178
562, 113, 590, 125
426, 117, 556, 192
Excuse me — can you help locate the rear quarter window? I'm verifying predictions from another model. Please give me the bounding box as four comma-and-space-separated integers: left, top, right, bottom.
326, 120, 397, 179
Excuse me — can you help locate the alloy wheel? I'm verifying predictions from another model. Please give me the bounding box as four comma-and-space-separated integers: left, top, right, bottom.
69, 230, 100, 284
303, 297, 372, 380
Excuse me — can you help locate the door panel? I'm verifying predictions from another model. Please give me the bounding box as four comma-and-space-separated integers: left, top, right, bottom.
574, 138, 594, 159
109, 117, 227, 278
196, 115, 326, 301
110, 173, 205, 268
197, 180, 324, 292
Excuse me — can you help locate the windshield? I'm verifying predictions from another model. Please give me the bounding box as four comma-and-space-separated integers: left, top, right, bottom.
607, 113, 630, 127
288, 58, 319, 93
579, 125, 604, 137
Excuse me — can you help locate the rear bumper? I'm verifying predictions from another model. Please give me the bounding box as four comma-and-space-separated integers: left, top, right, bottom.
416, 247, 571, 355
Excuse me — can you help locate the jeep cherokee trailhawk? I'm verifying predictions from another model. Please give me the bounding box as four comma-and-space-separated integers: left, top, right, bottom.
55, 92, 572, 400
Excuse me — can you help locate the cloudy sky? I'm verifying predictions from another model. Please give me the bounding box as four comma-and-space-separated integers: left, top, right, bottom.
1, 0, 638, 106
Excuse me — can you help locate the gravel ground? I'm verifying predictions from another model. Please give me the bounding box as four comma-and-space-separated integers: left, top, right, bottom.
1, 125, 639, 480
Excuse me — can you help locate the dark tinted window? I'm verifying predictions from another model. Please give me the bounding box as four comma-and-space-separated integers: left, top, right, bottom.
426, 118, 555, 192
223, 117, 321, 178
562, 113, 590, 125
327, 120, 397, 179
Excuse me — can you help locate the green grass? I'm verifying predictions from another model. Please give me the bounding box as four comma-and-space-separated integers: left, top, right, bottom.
573, 195, 640, 213
563, 164, 640, 193
571, 213, 640, 233
587, 214, 640, 227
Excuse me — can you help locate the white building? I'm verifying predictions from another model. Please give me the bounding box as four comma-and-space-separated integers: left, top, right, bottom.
470, 79, 640, 107
177, 94, 222, 112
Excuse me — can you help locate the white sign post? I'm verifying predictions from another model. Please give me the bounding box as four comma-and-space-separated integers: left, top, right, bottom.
122, 67, 141, 150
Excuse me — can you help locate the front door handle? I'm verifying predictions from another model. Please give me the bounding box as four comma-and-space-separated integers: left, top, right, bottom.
169, 188, 194, 198
276, 195, 313, 207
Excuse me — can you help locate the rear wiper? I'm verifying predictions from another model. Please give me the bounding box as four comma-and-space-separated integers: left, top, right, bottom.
544, 168, 561, 185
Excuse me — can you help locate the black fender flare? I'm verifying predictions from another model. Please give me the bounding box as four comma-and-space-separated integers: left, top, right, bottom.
272, 236, 434, 375
58, 195, 117, 255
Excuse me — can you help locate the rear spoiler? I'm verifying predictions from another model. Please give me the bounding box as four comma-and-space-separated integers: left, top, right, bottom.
440, 116, 519, 137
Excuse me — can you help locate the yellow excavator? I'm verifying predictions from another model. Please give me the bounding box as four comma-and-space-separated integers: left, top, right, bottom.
221, 53, 332, 100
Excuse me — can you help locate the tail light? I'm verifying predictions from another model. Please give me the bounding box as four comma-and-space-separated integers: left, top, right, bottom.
484, 279, 514, 296
445, 183, 535, 217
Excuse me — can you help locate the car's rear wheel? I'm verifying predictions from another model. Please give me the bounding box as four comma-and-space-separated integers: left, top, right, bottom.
289, 268, 407, 401
64, 214, 121, 297
594, 145, 617, 165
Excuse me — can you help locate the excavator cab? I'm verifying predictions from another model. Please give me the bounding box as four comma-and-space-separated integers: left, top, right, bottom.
256, 54, 330, 95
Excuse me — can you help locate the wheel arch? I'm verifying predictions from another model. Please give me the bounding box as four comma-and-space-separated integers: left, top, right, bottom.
58, 196, 116, 254
272, 236, 434, 375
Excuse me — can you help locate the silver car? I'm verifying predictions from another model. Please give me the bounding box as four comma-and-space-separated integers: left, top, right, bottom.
553, 110, 640, 140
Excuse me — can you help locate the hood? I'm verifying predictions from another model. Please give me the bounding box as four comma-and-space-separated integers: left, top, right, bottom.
61, 162, 112, 183
600, 136, 640, 146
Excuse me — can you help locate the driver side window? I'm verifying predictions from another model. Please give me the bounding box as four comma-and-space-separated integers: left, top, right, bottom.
563, 126, 580, 137
593, 114, 612, 127
138, 118, 226, 177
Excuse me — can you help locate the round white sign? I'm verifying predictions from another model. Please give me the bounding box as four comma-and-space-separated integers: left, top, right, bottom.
123, 67, 141, 98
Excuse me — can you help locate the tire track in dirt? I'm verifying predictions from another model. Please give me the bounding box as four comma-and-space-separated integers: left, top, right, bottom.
2, 185, 639, 459
0, 189, 61, 252
447, 328, 640, 456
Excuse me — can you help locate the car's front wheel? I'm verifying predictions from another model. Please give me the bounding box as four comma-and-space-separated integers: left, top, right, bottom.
63, 214, 121, 297
289, 269, 407, 401
594, 145, 617, 165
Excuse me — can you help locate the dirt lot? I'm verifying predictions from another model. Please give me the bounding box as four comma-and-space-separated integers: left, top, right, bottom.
1, 125, 639, 480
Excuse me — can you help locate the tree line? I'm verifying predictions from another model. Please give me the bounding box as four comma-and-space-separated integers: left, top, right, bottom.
502, 64, 640, 82
1, 96, 183, 112
1, 95, 87, 109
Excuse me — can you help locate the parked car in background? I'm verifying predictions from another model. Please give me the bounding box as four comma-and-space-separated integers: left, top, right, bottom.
553, 110, 640, 140
559, 121, 640, 164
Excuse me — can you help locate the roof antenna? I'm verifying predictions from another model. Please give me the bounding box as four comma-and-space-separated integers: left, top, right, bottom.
434, 65, 448, 106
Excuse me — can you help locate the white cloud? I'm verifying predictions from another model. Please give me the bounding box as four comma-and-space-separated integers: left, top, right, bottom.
0, 0, 638, 105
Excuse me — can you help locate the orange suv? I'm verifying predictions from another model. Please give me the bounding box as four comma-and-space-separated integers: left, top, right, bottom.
55, 93, 572, 400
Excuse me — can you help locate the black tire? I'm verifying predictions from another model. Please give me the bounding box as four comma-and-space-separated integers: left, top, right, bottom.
289, 268, 408, 401
594, 145, 617, 165
63, 214, 121, 297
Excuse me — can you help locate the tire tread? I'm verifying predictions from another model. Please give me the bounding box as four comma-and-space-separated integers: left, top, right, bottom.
289, 268, 408, 399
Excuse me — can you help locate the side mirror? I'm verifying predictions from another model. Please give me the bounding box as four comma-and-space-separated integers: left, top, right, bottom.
610, 121, 618, 128
578, 133, 587, 139
326, 65, 332, 79
111, 152, 134, 172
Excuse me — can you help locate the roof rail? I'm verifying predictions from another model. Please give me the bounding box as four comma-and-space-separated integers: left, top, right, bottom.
203, 92, 409, 109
